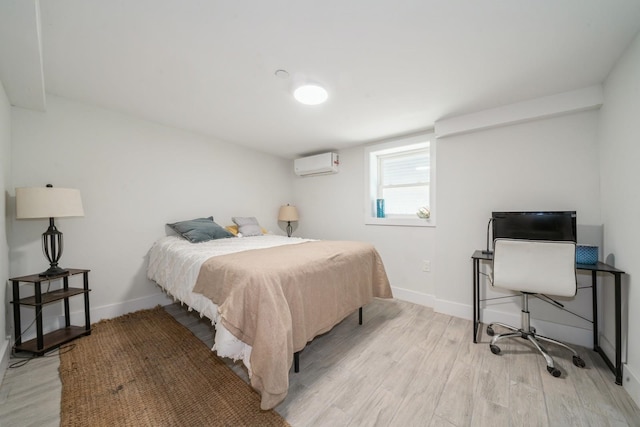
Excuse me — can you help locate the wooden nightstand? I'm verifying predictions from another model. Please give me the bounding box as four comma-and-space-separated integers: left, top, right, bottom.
10, 269, 91, 356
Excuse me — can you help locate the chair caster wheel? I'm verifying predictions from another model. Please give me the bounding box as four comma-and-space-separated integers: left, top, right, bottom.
547, 366, 561, 377
487, 326, 495, 336
573, 356, 586, 368
490, 344, 501, 355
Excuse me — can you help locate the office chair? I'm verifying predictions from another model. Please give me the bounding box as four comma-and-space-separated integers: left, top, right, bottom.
487, 238, 586, 377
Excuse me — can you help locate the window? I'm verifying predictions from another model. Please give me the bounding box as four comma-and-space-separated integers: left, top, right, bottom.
364, 132, 435, 226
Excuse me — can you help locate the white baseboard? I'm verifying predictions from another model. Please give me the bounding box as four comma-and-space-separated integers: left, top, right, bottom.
434, 297, 473, 321
0, 337, 10, 388
622, 362, 640, 409
62, 291, 174, 326
391, 286, 435, 307
598, 332, 616, 363
390, 286, 476, 321
389, 286, 592, 348
598, 333, 640, 408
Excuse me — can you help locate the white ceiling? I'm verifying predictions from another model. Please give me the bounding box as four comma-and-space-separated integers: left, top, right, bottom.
2, 0, 640, 158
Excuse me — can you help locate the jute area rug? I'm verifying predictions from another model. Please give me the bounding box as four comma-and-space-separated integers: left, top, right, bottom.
59, 306, 290, 426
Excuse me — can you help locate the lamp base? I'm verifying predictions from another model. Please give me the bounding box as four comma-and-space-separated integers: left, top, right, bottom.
39, 266, 69, 277
40, 217, 67, 277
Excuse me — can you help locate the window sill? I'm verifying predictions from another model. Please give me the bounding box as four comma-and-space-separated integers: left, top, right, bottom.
364, 217, 434, 227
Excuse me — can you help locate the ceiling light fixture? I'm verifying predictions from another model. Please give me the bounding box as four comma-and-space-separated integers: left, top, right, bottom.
294, 84, 328, 105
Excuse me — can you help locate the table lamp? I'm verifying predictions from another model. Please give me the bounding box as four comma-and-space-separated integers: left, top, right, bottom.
278, 204, 299, 237
16, 184, 85, 277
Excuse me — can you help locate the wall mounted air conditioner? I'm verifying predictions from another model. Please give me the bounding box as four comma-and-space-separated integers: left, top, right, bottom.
294, 152, 339, 176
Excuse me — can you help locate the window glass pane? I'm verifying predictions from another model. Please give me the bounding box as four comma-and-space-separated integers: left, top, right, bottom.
364, 133, 434, 226
383, 185, 429, 215
381, 151, 429, 186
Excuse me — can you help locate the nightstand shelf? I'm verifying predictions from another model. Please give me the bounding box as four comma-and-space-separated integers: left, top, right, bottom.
10, 269, 91, 356
16, 287, 87, 306
14, 326, 88, 353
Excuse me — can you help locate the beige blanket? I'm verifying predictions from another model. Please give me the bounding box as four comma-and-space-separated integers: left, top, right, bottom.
192, 240, 392, 409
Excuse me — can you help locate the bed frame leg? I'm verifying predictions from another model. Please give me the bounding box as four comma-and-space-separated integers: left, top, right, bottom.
293, 307, 362, 374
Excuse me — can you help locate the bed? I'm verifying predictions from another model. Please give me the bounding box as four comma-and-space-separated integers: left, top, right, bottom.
147, 233, 392, 409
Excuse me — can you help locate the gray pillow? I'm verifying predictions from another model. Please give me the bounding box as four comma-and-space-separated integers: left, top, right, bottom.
232, 216, 263, 237
168, 217, 235, 243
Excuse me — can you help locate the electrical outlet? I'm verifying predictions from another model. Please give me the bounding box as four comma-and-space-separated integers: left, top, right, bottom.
422, 260, 431, 272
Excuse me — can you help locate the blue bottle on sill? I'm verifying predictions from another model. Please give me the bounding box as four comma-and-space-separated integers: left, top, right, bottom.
376, 199, 385, 218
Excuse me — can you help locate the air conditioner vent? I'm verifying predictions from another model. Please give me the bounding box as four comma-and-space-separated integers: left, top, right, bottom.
294, 152, 339, 176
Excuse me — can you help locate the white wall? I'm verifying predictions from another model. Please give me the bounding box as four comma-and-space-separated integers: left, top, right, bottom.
0, 79, 11, 375
435, 111, 601, 333
598, 31, 640, 405
292, 147, 437, 307
9, 95, 293, 331
294, 109, 602, 347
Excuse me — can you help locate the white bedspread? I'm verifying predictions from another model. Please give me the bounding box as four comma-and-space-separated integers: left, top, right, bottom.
146, 235, 312, 371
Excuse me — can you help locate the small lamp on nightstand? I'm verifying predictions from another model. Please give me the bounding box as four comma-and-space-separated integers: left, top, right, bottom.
16, 184, 85, 277
278, 204, 299, 237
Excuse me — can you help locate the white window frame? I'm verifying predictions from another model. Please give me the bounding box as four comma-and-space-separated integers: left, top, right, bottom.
364, 132, 436, 227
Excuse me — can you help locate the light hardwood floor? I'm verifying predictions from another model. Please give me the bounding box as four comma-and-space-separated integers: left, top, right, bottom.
1, 299, 639, 426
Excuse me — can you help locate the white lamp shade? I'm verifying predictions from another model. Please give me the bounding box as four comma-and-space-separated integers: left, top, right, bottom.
16, 187, 85, 219
278, 205, 299, 222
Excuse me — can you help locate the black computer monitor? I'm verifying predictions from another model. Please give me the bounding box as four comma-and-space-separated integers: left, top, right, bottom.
492, 211, 577, 242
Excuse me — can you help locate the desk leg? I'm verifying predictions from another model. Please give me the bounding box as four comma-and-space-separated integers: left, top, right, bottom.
594, 271, 624, 386
592, 271, 598, 351
473, 259, 479, 343
615, 273, 622, 385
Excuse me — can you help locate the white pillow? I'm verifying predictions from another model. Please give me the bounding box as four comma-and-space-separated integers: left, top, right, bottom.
231, 216, 263, 237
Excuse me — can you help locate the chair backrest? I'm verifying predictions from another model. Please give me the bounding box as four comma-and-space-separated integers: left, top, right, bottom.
492, 238, 577, 297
